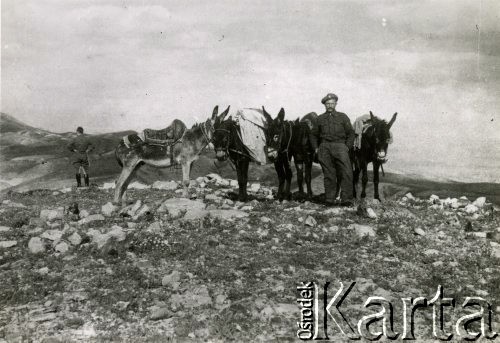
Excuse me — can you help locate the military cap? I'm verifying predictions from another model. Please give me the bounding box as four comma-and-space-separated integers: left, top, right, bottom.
321, 93, 338, 104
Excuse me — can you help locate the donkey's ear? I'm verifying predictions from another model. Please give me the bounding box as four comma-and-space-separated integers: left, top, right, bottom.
220, 105, 230, 121
369, 111, 375, 121
212, 106, 219, 120
388, 112, 397, 129
262, 106, 273, 124
277, 108, 285, 122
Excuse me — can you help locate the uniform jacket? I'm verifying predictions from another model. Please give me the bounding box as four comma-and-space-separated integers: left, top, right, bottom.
310, 111, 355, 150
68, 134, 94, 154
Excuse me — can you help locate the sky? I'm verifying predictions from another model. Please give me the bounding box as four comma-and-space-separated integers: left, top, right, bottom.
1, 0, 500, 182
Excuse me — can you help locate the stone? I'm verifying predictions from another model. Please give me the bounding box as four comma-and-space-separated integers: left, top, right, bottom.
205, 194, 221, 201
40, 208, 64, 221
170, 285, 212, 309
183, 209, 209, 220
304, 216, 317, 227
366, 208, 377, 219
79, 209, 90, 218
429, 194, 440, 203
158, 198, 206, 218
128, 181, 150, 189
404, 192, 415, 200
490, 242, 500, 259
0, 241, 17, 248
414, 228, 426, 236
101, 202, 118, 216
133, 204, 151, 220
240, 205, 253, 211
464, 204, 478, 214
68, 232, 82, 246
0, 226, 11, 232
28, 237, 45, 254
87, 230, 110, 249
108, 226, 126, 242
41, 230, 63, 241
147, 221, 162, 233
78, 214, 105, 225
348, 224, 376, 238
150, 307, 173, 321
472, 232, 487, 238
100, 182, 115, 189
152, 180, 178, 191
205, 173, 223, 182
31, 313, 57, 322
260, 217, 272, 223
209, 209, 249, 220
162, 270, 181, 287
249, 183, 261, 193
229, 180, 238, 187
55, 242, 70, 253
424, 249, 440, 256
472, 197, 486, 208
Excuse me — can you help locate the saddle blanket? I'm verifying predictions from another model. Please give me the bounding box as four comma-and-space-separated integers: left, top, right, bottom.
353, 114, 372, 150
234, 108, 269, 165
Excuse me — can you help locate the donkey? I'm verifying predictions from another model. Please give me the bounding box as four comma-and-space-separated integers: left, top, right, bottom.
262, 107, 316, 201
212, 109, 265, 202
113, 106, 230, 203
353, 111, 397, 201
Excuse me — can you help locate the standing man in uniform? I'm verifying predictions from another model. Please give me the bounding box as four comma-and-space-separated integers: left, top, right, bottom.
68, 127, 94, 187
310, 93, 355, 206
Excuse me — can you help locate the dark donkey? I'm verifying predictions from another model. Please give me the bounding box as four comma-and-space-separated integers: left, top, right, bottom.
262, 107, 316, 201
212, 109, 267, 202
113, 106, 230, 203
353, 111, 397, 201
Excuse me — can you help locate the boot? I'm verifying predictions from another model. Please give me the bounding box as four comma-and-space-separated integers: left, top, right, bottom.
84, 175, 90, 187
76, 174, 82, 187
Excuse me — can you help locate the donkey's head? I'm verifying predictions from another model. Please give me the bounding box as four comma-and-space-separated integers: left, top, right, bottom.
262, 106, 286, 161
366, 111, 397, 163
212, 107, 232, 161
204, 105, 230, 145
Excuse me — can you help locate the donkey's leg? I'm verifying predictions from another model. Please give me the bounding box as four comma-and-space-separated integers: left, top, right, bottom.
284, 157, 293, 201
353, 163, 360, 200
361, 162, 368, 199
304, 158, 313, 199
181, 160, 193, 197
373, 162, 381, 201
241, 159, 250, 202
114, 161, 139, 204
295, 161, 305, 195
274, 160, 285, 201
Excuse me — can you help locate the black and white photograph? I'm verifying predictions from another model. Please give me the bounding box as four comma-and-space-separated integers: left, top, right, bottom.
1, 0, 499, 341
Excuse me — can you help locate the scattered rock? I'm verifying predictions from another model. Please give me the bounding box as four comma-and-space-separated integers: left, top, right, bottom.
170, 285, 212, 309
404, 192, 415, 201
472, 232, 487, 238
0, 226, 11, 232
424, 249, 440, 256
147, 221, 162, 233
28, 237, 46, 254
366, 208, 377, 219
0, 241, 17, 248
472, 197, 486, 208
205, 194, 221, 201
158, 198, 206, 218
489, 242, 500, 259
348, 224, 376, 237
79, 209, 90, 218
100, 182, 115, 189
41, 230, 63, 241
429, 194, 440, 203
78, 214, 105, 225
152, 180, 179, 191
208, 209, 249, 220
464, 204, 478, 214
108, 226, 126, 242
40, 209, 64, 221
162, 271, 181, 288
128, 182, 150, 189
68, 232, 82, 246
30, 313, 57, 322
414, 228, 426, 236
55, 242, 70, 253
249, 183, 261, 193
101, 202, 118, 216
304, 216, 317, 227
260, 217, 272, 223
133, 204, 151, 220
150, 307, 173, 321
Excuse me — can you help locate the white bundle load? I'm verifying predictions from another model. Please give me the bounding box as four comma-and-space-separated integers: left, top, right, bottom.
234, 108, 269, 165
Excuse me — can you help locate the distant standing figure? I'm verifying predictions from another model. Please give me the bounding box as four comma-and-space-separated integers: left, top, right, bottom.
310, 93, 355, 206
68, 126, 94, 187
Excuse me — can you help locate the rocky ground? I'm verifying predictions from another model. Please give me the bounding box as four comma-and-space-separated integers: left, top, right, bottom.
0, 174, 499, 342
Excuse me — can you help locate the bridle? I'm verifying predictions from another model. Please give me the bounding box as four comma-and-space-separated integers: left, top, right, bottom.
268, 121, 292, 160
